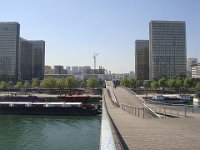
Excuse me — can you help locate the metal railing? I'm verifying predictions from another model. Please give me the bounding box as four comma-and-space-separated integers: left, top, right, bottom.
185, 105, 200, 113
106, 88, 120, 107
125, 88, 190, 118
125, 88, 160, 118
121, 103, 146, 118
146, 103, 187, 118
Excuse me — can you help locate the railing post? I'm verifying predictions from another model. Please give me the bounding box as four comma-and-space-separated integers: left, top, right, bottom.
170, 107, 172, 116
184, 105, 187, 117
143, 107, 144, 118
159, 105, 161, 114
177, 108, 179, 116
135, 107, 136, 116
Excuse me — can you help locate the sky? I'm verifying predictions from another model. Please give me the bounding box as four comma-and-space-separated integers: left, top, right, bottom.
0, 0, 200, 73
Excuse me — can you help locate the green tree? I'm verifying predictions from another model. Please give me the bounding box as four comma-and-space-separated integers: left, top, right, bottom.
8, 81, 13, 89
0, 81, 8, 90
80, 80, 87, 88
40, 77, 57, 88
158, 77, 166, 88
66, 76, 77, 88
87, 77, 99, 89
196, 82, 200, 91
136, 80, 143, 88
16, 81, 23, 90
129, 78, 136, 88
143, 80, 150, 89
151, 81, 159, 90
128, 78, 136, 88
167, 78, 176, 90
183, 76, 193, 90
24, 81, 31, 89
57, 78, 66, 89
32, 79, 40, 88
175, 78, 182, 92
120, 78, 130, 87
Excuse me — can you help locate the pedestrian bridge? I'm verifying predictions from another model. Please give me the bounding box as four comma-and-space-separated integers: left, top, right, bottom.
101, 81, 200, 150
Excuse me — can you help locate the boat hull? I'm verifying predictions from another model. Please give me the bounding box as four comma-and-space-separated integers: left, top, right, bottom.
193, 97, 200, 103
57, 95, 90, 103
0, 107, 97, 116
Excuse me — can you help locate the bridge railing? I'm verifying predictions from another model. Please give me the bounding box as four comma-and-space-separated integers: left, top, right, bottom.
125, 88, 189, 118
124, 88, 160, 118
146, 103, 187, 118
106, 88, 120, 107
121, 103, 147, 118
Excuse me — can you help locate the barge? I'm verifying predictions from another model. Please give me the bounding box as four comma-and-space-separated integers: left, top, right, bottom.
149, 95, 191, 104
57, 95, 90, 103
0, 102, 97, 116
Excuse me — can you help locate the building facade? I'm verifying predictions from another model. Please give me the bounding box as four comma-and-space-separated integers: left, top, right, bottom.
0, 22, 45, 81
66, 66, 71, 74
192, 63, 200, 78
187, 58, 198, 76
20, 38, 33, 80
71, 66, 79, 74
30, 40, 45, 80
149, 20, 186, 80
45, 66, 53, 74
54, 65, 64, 74
0, 22, 20, 81
135, 40, 149, 80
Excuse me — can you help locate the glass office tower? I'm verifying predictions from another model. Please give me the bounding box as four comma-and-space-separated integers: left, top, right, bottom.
0, 22, 20, 81
149, 21, 186, 80
135, 40, 149, 80
20, 38, 33, 81
30, 40, 45, 80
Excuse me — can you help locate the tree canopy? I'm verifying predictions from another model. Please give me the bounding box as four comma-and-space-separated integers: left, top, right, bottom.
40, 77, 57, 88
87, 77, 99, 88
66, 76, 78, 89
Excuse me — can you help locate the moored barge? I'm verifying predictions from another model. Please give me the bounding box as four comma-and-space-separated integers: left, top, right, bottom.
57, 95, 91, 103
0, 102, 97, 116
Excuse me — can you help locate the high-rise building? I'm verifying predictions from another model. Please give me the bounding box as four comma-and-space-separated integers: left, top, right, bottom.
149, 20, 186, 80
66, 66, 71, 74
192, 63, 200, 78
20, 38, 33, 81
54, 65, 64, 74
45, 66, 53, 74
135, 40, 149, 80
0, 22, 20, 81
30, 40, 45, 80
0, 22, 45, 81
71, 66, 79, 74
187, 58, 198, 76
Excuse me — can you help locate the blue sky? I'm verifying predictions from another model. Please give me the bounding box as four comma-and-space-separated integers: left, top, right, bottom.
1, 0, 200, 73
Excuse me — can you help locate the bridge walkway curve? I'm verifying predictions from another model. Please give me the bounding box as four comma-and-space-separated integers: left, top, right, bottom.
104, 81, 200, 150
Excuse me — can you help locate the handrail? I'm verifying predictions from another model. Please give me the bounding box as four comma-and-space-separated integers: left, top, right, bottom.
121, 103, 145, 118
125, 88, 160, 118
107, 87, 120, 107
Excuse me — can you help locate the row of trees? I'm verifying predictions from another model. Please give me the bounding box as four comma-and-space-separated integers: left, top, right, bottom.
120, 76, 200, 91
0, 76, 100, 90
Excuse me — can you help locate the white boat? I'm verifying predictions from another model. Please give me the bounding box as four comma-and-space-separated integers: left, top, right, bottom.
193, 97, 200, 103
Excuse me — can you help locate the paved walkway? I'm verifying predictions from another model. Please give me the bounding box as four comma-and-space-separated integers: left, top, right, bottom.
104, 82, 200, 150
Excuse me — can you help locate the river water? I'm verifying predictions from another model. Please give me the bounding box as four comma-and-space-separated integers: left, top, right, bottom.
0, 115, 101, 150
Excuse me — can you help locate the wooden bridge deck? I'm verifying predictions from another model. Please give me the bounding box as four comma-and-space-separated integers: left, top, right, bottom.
104, 82, 200, 150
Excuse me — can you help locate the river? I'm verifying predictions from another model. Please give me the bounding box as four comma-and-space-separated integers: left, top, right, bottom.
0, 115, 101, 150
